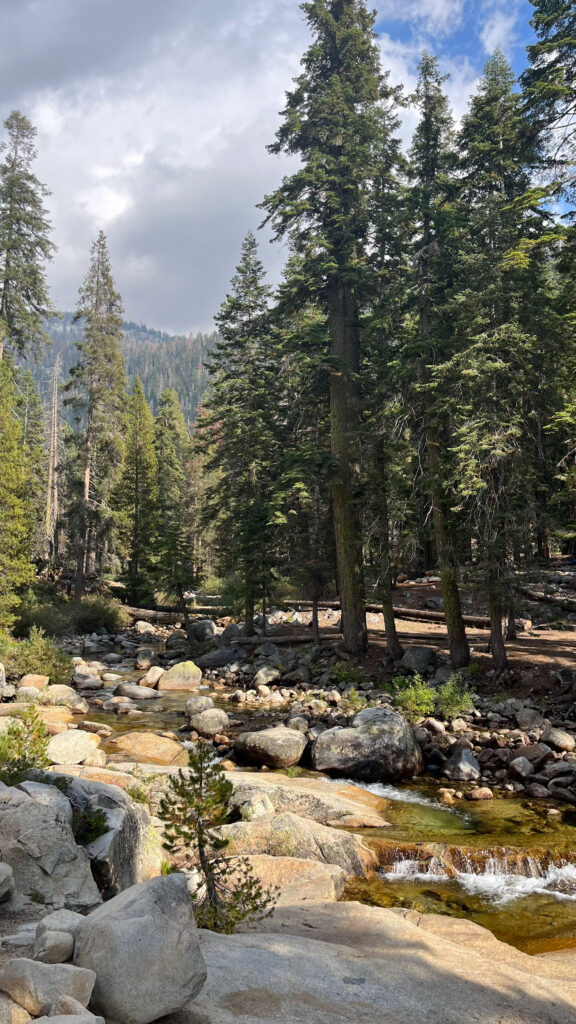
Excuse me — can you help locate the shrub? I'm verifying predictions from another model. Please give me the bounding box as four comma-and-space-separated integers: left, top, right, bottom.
0, 705, 49, 784
72, 806, 110, 844
69, 597, 130, 635
435, 674, 474, 720
0, 627, 72, 685
340, 687, 368, 714
331, 661, 368, 687
391, 673, 436, 721
14, 595, 130, 639
159, 741, 277, 933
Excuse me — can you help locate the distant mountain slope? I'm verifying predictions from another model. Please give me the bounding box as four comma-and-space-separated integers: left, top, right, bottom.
21, 313, 216, 425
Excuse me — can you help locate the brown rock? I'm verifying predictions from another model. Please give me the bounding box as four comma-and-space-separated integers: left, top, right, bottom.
107, 731, 188, 766
18, 674, 49, 690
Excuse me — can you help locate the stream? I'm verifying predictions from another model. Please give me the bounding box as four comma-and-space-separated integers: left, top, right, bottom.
79, 650, 576, 956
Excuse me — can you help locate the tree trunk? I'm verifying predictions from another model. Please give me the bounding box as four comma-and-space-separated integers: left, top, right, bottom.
377, 454, 403, 661
244, 586, 255, 637
311, 573, 321, 645
326, 278, 367, 656
505, 607, 517, 641
74, 432, 92, 603
428, 440, 470, 668
489, 590, 508, 674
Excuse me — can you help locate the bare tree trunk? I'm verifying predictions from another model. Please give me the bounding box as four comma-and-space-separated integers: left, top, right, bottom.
377, 453, 403, 661
244, 586, 255, 637
74, 431, 92, 603
489, 590, 508, 674
327, 279, 367, 656
428, 439, 470, 669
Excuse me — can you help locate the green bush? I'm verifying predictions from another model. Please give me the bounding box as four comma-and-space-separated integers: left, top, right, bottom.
0, 705, 49, 784
391, 673, 436, 721
435, 674, 474, 720
72, 806, 110, 844
0, 627, 72, 685
340, 687, 368, 714
15, 602, 71, 638
331, 661, 369, 687
14, 595, 130, 639
69, 597, 130, 635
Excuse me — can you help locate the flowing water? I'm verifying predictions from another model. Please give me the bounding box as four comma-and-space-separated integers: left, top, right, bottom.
79, 650, 576, 955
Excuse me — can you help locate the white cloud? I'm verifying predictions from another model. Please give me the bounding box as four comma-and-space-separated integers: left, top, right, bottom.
479, 1, 521, 55
376, 0, 464, 38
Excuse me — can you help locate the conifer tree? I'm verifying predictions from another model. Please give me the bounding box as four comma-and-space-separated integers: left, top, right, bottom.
115, 378, 158, 605
199, 233, 279, 634
261, 0, 401, 655
154, 388, 197, 627
0, 360, 34, 626
521, 1, 576, 166
0, 111, 56, 360
14, 368, 48, 558
65, 232, 127, 601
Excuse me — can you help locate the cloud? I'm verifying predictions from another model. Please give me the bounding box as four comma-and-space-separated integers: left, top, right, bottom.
0, 0, 527, 333
478, 1, 522, 55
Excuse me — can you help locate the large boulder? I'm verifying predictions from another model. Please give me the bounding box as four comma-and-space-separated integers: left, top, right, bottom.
46, 731, 101, 766
311, 711, 422, 782
0, 993, 31, 1024
187, 618, 216, 643
73, 874, 207, 1024
138, 666, 165, 688
43, 686, 89, 712
0, 784, 101, 911
114, 682, 162, 700
195, 647, 238, 669
443, 747, 481, 781
0, 960, 96, 1016
227, 772, 389, 828
185, 695, 214, 716
234, 727, 307, 768
157, 661, 202, 690
217, 812, 377, 877
106, 732, 188, 766
399, 646, 437, 674
235, 855, 347, 905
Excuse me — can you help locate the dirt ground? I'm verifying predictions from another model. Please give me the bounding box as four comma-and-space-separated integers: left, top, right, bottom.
0, 905, 44, 970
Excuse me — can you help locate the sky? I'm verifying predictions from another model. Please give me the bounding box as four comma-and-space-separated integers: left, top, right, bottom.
0, 0, 535, 334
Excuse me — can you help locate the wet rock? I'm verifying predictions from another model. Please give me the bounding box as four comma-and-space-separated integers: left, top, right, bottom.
139, 666, 165, 688
107, 732, 188, 766
115, 682, 162, 700
235, 726, 307, 768
525, 782, 550, 799
312, 712, 422, 783
185, 695, 214, 715
73, 874, 207, 1024
135, 649, 157, 671
465, 787, 493, 801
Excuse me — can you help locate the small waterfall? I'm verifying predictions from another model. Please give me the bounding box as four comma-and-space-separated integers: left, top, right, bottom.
383, 849, 576, 905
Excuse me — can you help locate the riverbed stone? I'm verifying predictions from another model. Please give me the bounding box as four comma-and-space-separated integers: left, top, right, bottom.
139, 665, 165, 688
188, 618, 216, 643
254, 664, 281, 688
106, 731, 188, 766
234, 726, 307, 768
542, 725, 575, 752
185, 695, 214, 716
442, 747, 481, 781
195, 647, 238, 669
311, 711, 422, 782
73, 874, 207, 1024
18, 673, 49, 690
0, 960, 96, 1016
509, 756, 535, 780
33, 929, 75, 964
115, 682, 162, 700
187, 707, 230, 738
227, 773, 389, 828
157, 661, 202, 690
399, 646, 436, 674
47, 730, 100, 766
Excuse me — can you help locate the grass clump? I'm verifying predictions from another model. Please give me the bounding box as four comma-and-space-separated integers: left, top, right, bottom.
0, 705, 49, 784
159, 741, 277, 933
0, 627, 72, 685
435, 674, 474, 720
391, 673, 436, 721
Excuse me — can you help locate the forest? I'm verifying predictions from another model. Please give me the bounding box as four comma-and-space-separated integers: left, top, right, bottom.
0, 0, 574, 682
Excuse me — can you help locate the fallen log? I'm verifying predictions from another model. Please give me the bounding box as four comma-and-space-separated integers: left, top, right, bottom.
515, 585, 576, 615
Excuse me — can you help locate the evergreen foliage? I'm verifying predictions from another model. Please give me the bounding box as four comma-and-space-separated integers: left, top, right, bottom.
0, 704, 49, 785
0, 360, 34, 627
159, 742, 277, 933
0, 111, 56, 359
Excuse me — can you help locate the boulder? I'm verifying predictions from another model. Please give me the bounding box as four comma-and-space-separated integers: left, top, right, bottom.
443, 747, 481, 781
188, 618, 216, 643
106, 732, 188, 766
0, 960, 96, 1016
114, 682, 162, 700
542, 726, 575, 752
235, 855, 346, 905
195, 647, 238, 669
157, 661, 202, 690
515, 707, 544, 730
234, 727, 307, 768
0, 993, 31, 1024
73, 874, 207, 1024
217, 812, 377, 877
0, 785, 101, 911
311, 712, 422, 782
185, 695, 214, 716
134, 620, 156, 635
139, 666, 165, 688
229, 773, 389, 829
18, 673, 49, 690
0, 861, 15, 902
399, 646, 436, 674
187, 708, 230, 738
33, 930, 75, 964
47, 731, 101, 766
36, 910, 85, 940
254, 665, 281, 688
509, 756, 535, 780
42, 686, 89, 712
135, 648, 157, 670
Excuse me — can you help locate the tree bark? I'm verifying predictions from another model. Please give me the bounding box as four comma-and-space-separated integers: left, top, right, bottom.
244, 586, 255, 637
489, 589, 508, 674
377, 452, 403, 661
326, 278, 367, 656
428, 438, 470, 668
74, 430, 92, 603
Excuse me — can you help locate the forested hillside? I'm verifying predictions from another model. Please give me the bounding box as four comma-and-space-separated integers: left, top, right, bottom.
20, 313, 216, 424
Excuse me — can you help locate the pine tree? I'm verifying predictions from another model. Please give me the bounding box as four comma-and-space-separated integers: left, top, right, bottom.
159, 742, 277, 933
404, 53, 470, 668
115, 378, 158, 605
14, 367, 48, 559
261, 0, 401, 655
0, 360, 34, 627
199, 233, 279, 634
65, 231, 127, 601
521, 1, 576, 166
154, 388, 197, 627
0, 111, 56, 360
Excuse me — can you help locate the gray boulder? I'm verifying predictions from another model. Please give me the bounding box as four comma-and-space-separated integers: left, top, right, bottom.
443, 747, 481, 781
542, 725, 575, 752
0, 784, 101, 911
0, 861, 15, 902
195, 647, 239, 669
46, 731, 101, 766
185, 695, 214, 716
188, 618, 216, 643
399, 647, 437, 674
311, 712, 422, 782
235, 726, 307, 768
0, 960, 96, 1016
0, 662, 17, 699
187, 708, 230, 738
73, 874, 207, 1024
157, 661, 202, 690
254, 664, 281, 688
114, 682, 162, 700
